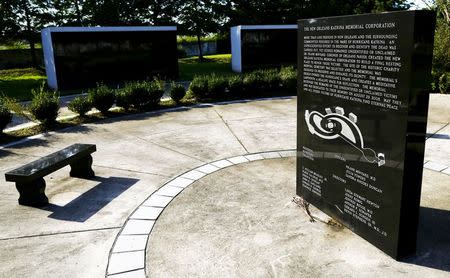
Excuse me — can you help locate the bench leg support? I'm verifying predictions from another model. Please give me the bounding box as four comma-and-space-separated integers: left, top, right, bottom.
70, 154, 95, 178
16, 178, 49, 207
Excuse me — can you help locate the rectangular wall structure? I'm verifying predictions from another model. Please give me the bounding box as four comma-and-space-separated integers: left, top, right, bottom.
42, 26, 178, 90
297, 11, 435, 259
231, 25, 297, 73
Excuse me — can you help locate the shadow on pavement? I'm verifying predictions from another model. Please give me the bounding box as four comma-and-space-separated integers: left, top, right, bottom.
404, 206, 450, 271
426, 133, 450, 140
44, 176, 138, 222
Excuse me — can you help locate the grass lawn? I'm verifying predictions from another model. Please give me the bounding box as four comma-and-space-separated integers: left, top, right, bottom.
0, 68, 47, 101
178, 54, 233, 80
0, 54, 233, 101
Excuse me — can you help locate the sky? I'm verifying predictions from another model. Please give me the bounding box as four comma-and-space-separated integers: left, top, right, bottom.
409, 0, 432, 9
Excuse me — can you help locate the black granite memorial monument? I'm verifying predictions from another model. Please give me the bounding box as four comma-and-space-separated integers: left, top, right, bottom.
296, 11, 436, 259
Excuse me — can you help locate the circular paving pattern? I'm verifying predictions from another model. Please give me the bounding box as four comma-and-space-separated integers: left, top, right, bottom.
106, 150, 296, 277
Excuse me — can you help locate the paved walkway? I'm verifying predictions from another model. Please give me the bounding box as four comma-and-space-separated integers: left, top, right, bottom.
0, 96, 449, 277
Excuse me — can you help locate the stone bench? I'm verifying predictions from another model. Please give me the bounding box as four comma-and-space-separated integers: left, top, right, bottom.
5, 144, 96, 207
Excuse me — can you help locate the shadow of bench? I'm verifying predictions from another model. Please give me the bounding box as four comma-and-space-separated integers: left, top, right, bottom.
5, 144, 96, 207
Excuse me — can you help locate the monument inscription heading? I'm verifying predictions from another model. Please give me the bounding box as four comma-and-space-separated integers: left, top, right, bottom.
297, 11, 436, 259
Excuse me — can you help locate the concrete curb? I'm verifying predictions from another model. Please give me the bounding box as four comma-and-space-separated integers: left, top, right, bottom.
105, 149, 297, 277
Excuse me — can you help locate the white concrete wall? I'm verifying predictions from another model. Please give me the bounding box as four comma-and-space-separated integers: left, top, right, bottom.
41, 28, 57, 89
231, 26, 242, 73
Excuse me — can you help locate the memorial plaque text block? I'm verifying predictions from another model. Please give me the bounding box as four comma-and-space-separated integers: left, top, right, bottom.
297, 11, 435, 259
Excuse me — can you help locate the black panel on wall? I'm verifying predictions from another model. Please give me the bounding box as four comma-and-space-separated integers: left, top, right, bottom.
241, 29, 297, 71
52, 31, 178, 90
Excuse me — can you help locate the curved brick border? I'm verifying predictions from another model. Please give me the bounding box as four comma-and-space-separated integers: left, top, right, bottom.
105, 150, 296, 277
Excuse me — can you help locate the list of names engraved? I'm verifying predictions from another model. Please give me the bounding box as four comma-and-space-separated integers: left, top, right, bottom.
302, 23, 402, 110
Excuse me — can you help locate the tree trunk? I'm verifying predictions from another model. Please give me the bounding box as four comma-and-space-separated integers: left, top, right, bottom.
197, 33, 204, 62
29, 39, 37, 67
22, 1, 37, 67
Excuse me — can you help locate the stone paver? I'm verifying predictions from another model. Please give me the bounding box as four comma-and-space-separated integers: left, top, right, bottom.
227, 155, 249, 164
108, 269, 146, 278
142, 195, 173, 208
131, 207, 164, 220
211, 159, 234, 169
113, 235, 148, 252
108, 250, 145, 275
121, 220, 155, 235
424, 161, 448, 172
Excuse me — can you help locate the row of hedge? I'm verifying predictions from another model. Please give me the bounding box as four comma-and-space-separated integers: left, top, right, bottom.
1, 67, 297, 134
188, 67, 297, 101
70, 79, 186, 115
0, 79, 187, 133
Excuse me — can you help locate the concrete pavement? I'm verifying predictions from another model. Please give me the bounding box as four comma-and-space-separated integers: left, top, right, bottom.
0, 96, 449, 277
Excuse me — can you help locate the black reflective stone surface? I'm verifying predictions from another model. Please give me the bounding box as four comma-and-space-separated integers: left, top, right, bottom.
51, 31, 178, 90
297, 11, 436, 260
5, 144, 96, 182
241, 29, 297, 71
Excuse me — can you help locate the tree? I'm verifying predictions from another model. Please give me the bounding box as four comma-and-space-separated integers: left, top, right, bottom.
223, 0, 410, 27
433, 0, 450, 71
436, 0, 450, 23
133, 0, 180, 25
178, 0, 221, 61
2, 0, 53, 66
371, 0, 411, 12
0, 0, 21, 44
51, 0, 87, 26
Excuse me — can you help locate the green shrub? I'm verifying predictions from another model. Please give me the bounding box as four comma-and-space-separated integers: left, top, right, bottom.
438, 73, 449, 94
170, 82, 186, 103
28, 84, 59, 126
228, 75, 244, 96
189, 74, 229, 100
129, 79, 164, 109
263, 69, 282, 91
147, 79, 165, 107
115, 87, 133, 111
207, 74, 228, 99
88, 83, 115, 114
68, 96, 92, 117
279, 66, 297, 91
115, 80, 164, 110
243, 71, 267, 96
189, 67, 297, 101
131, 81, 156, 108
188, 75, 210, 99
0, 99, 12, 133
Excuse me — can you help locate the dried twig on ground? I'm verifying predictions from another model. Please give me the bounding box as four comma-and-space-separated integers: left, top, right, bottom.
292, 196, 315, 222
